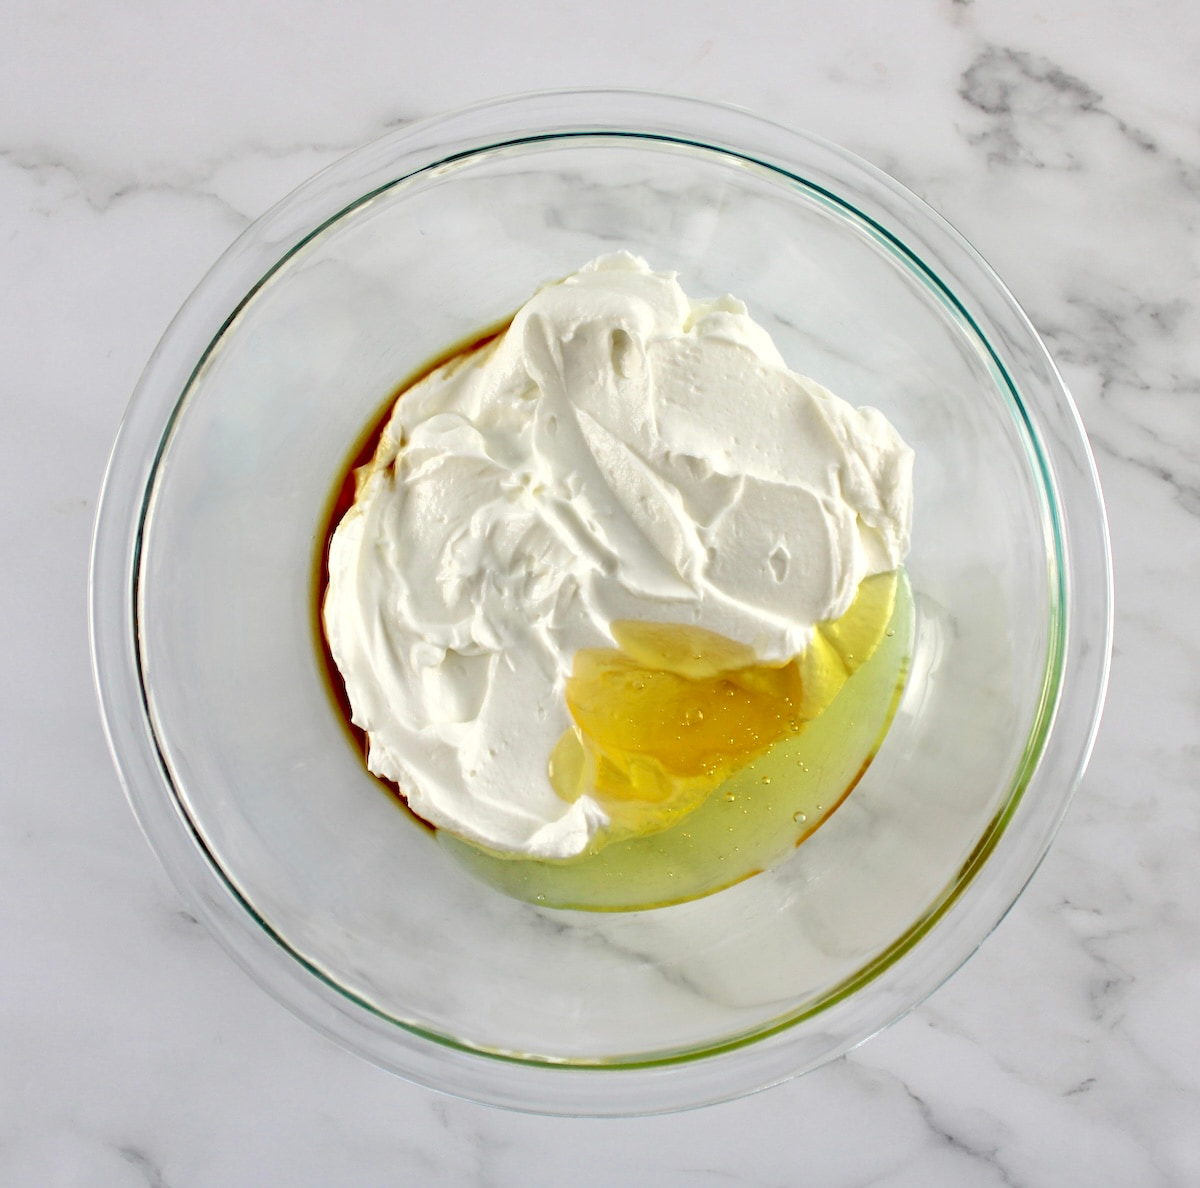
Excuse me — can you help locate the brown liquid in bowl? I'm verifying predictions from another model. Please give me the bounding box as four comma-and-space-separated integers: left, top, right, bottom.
310, 319, 513, 812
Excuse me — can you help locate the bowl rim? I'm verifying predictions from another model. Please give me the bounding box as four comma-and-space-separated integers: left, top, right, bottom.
90, 87, 1113, 1116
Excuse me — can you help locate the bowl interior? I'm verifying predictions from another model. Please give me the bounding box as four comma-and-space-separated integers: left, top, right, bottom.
135, 133, 1059, 1067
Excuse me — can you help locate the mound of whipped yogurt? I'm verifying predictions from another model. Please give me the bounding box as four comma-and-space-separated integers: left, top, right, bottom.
323, 254, 913, 859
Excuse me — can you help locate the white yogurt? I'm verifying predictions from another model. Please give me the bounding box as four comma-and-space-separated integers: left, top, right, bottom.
324, 254, 913, 857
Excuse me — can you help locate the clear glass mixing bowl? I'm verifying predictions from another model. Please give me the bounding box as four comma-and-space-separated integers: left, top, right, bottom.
90, 91, 1111, 1115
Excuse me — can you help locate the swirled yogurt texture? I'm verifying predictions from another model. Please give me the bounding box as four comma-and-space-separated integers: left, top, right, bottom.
323, 254, 913, 858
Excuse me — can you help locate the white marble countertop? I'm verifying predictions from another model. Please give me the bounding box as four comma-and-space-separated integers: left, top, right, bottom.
3, 1, 1197, 1183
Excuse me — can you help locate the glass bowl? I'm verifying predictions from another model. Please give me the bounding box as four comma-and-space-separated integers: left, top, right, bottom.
90, 90, 1111, 1115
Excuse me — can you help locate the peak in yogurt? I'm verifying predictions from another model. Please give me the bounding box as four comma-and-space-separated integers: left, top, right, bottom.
322, 253, 913, 861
